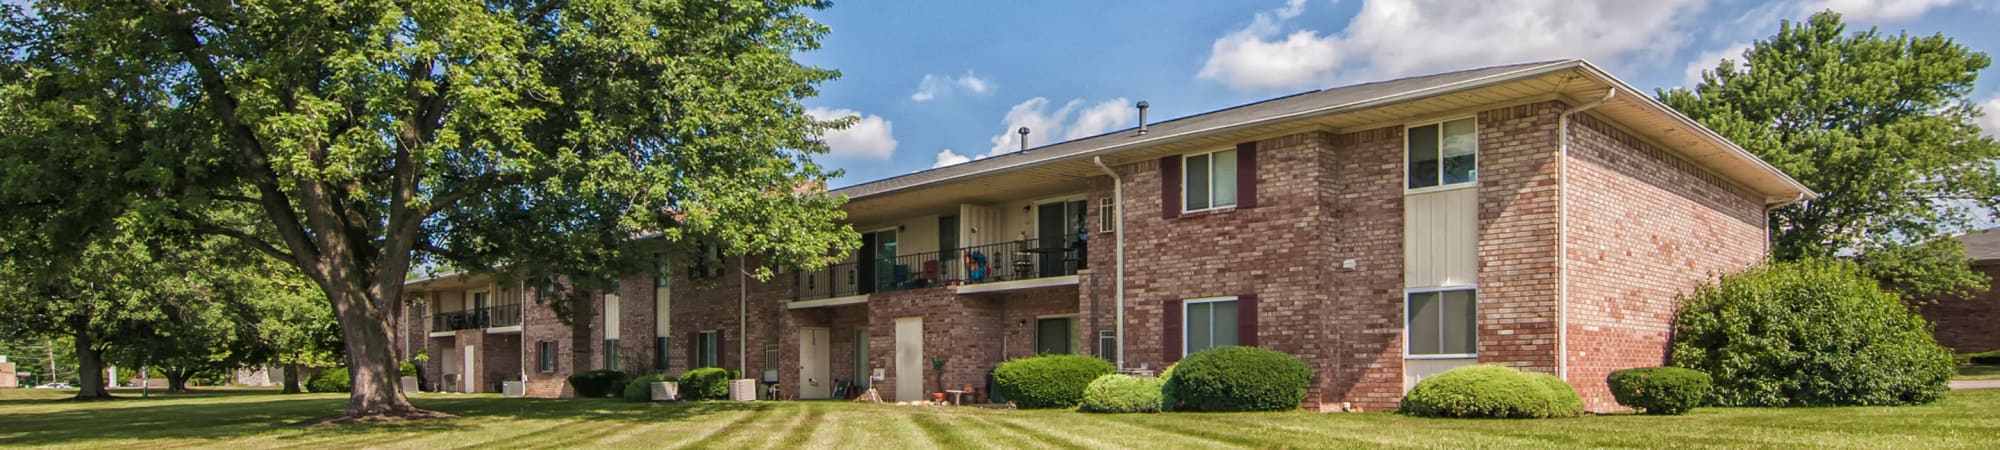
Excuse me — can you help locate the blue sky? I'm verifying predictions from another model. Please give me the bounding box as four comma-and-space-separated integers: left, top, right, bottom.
796, 0, 2000, 187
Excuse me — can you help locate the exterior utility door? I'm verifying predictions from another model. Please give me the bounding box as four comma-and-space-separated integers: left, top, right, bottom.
894, 317, 923, 402
798, 327, 831, 400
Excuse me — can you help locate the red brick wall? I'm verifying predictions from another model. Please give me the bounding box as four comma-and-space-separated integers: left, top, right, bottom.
1476, 103, 1565, 374
1562, 112, 1769, 411
482, 333, 522, 393
1919, 262, 2000, 353
1319, 126, 1410, 412
522, 278, 577, 398
1100, 130, 1338, 408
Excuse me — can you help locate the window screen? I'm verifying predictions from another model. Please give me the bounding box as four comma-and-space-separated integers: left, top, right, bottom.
1407, 289, 1477, 356
1184, 299, 1239, 356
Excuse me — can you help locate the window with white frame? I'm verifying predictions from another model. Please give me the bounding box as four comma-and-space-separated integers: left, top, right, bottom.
1406, 289, 1476, 356
1407, 118, 1477, 189
697, 331, 720, 368
1183, 149, 1238, 212
1098, 197, 1115, 233
1183, 297, 1239, 356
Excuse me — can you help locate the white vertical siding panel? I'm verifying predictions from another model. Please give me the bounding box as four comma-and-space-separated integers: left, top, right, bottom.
1404, 187, 1478, 288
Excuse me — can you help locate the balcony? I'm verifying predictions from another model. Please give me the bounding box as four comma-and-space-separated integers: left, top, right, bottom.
431, 305, 522, 332
795, 232, 1088, 302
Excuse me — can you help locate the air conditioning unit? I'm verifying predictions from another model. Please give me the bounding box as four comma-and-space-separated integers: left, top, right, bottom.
399, 376, 419, 393
728, 379, 757, 401
502, 381, 525, 398
650, 381, 680, 401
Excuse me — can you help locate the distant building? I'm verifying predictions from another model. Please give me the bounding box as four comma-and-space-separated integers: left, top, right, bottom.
1917, 228, 2000, 353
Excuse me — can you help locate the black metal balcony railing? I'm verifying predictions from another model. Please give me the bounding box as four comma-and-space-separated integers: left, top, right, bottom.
431, 305, 522, 332
795, 232, 1088, 301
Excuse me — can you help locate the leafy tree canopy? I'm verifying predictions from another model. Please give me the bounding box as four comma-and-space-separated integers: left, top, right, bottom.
1, 0, 855, 420
1661, 11, 1998, 297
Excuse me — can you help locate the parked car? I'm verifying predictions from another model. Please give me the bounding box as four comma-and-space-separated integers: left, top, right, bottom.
32, 383, 73, 389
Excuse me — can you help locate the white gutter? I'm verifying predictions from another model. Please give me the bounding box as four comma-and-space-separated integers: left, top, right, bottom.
1092, 156, 1126, 370
1557, 88, 1617, 382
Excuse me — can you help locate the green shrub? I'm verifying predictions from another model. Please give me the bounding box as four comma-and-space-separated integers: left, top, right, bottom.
400, 362, 417, 378
1669, 259, 1954, 407
623, 374, 668, 402
1078, 374, 1164, 413
568, 370, 629, 398
307, 367, 350, 393
1400, 365, 1583, 418
678, 367, 740, 400
993, 355, 1117, 409
1162, 346, 1313, 412
1607, 367, 1711, 415
1963, 350, 2000, 365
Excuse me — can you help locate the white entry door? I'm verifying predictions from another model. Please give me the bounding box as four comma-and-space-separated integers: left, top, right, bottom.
894, 317, 924, 402
462, 345, 477, 393
799, 327, 831, 399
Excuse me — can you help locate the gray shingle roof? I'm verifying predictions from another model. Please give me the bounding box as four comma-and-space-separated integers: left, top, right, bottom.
1960, 228, 2000, 262
831, 59, 1577, 200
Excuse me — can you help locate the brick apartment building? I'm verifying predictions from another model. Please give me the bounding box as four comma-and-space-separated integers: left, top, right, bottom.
397, 59, 1815, 412
1917, 228, 2000, 354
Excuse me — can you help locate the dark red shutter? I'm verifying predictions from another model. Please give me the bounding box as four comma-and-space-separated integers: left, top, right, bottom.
1159, 156, 1181, 219
1163, 299, 1183, 363
687, 331, 699, 369
1235, 142, 1258, 209
1238, 294, 1259, 348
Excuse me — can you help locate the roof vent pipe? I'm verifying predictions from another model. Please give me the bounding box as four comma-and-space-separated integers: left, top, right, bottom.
1018, 127, 1031, 152
1136, 101, 1150, 136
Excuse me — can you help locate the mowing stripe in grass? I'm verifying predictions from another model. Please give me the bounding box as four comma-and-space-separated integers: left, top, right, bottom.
910, 411, 982, 448
677, 406, 780, 449
1099, 414, 1285, 448
966, 413, 1093, 450
770, 402, 825, 448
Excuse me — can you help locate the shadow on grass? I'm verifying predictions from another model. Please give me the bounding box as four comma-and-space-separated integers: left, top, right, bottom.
0, 391, 778, 447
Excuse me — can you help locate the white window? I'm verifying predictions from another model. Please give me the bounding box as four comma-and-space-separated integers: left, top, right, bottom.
1183, 297, 1239, 356
1407, 118, 1477, 190
1098, 197, 1115, 233
1183, 149, 1238, 212
1406, 289, 1477, 357
697, 331, 721, 368
603, 338, 620, 371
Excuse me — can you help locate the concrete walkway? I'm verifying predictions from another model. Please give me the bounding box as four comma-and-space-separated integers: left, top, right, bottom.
1949, 380, 2000, 390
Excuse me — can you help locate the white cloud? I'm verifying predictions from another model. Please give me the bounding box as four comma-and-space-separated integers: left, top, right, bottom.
986, 97, 1135, 156
933, 149, 972, 168
1802, 0, 1959, 21
806, 107, 898, 159
1978, 96, 2000, 137
1681, 42, 1752, 88
911, 71, 996, 102
1198, 0, 1708, 90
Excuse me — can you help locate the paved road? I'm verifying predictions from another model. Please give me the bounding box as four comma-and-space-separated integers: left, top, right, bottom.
1949, 380, 2000, 390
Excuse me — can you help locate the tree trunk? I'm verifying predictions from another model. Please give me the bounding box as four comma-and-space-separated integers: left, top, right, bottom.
282, 363, 302, 394
308, 277, 449, 424
166, 369, 191, 393
73, 335, 111, 400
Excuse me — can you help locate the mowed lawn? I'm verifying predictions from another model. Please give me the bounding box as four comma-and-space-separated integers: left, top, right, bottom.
3, 388, 1999, 449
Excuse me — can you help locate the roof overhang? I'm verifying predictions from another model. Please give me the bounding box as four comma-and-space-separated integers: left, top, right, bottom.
833, 60, 1814, 225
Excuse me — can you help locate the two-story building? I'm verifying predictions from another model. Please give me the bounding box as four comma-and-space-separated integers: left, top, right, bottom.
398, 59, 1814, 412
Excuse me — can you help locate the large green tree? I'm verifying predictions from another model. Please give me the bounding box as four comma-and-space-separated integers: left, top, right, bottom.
0, 227, 201, 399
1662, 11, 1999, 298
0, 0, 854, 420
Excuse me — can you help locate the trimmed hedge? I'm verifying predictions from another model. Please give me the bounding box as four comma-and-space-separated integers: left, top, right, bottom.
623, 374, 669, 402
1607, 367, 1711, 415
1400, 365, 1584, 418
568, 370, 629, 398
401, 361, 417, 378
678, 367, 740, 401
307, 367, 350, 393
1669, 259, 1954, 407
1162, 346, 1313, 412
993, 355, 1117, 409
1963, 350, 2000, 365
1078, 374, 1164, 413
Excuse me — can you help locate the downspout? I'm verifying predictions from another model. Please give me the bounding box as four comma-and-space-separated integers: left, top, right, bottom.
1557, 88, 1616, 382
1092, 156, 1126, 370
739, 256, 749, 375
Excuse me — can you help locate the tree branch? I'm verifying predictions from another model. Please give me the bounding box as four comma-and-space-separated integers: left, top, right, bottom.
171, 211, 296, 262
